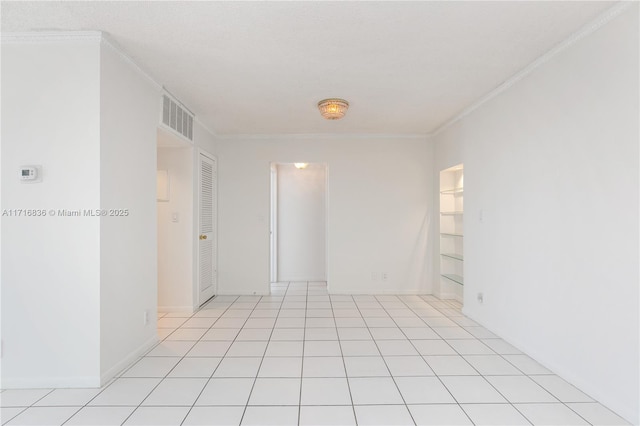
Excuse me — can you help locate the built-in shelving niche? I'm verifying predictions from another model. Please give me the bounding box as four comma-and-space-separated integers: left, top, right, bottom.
439, 164, 464, 303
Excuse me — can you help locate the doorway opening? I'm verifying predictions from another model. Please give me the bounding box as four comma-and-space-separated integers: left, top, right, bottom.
270, 162, 328, 291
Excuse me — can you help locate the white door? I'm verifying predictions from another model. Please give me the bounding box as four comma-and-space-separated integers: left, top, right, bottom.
198, 152, 217, 305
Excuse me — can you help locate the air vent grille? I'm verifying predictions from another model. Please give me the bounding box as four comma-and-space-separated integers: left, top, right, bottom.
162, 94, 193, 141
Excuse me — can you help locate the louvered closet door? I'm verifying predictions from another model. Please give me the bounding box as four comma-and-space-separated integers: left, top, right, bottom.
198, 152, 217, 305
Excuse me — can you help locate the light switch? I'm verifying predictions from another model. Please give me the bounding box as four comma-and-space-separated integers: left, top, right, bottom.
171, 212, 179, 223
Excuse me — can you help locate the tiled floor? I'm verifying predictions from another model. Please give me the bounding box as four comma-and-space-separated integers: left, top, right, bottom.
1, 282, 630, 425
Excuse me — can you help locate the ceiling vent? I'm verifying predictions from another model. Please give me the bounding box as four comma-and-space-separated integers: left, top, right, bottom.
161, 94, 194, 141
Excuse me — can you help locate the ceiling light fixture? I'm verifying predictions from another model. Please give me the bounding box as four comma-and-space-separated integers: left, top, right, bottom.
294, 163, 309, 169
318, 98, 349, 120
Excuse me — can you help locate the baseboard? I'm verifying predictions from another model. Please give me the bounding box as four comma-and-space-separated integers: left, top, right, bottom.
100, 334, 158, 386
158, 305, 196, 314
278, 276, 327, 282
1, 376, 100, 389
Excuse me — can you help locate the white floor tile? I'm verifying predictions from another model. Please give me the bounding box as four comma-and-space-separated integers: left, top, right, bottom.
236, 328, 272, 341
408, 404, 473, 425
481, 338, 522, 354
532, 375, 594, 402
187, 341, 233, 357
269, 328, 304, 341
241, 406, 299, 426
244, 318, 275, 328
344, 356, 390, 377
304, 340, 342, 356
339, 340, 379, 356
432, 327, 475, 339
487, 375, 557, 403
4, 406, 78, 426
89, 378, 161, 406
502, 354, 553, 375
167, 357, 221, 378
65, 406, 135, 425
515, 403, 589, 425
376, 339, 419, 356
440, 376, 507, 403
213, 318, 247, 328
226, 341, 268, 357
0, 389, 52, 408
364, 317, 397, 327
265, 341, 304, 357
165, 328, 208, 341
446, 339, 495, 355
461, 403, 530, 425
123, 406, 190, 425
354, 405, 414, 426
401, 327, 440, 339
567, 402, 631, 425
337, 328, 372, 340
157, 317, 187, 329
303, 357, 346, 377
300, 378, 352, 405
348, 377, 403, 404
33, 388, 101, 407
248, 378, 301, 405
395, 376, 456, 404
464, 355, 522, 375
182, 317, 217, 328
275, 318, 306, 328
424, 355, 478, 376
258, 357, 303, 377
384, 356, 434, 376
1, 408, 25, 425
213, 357, 262, 377
141, 378, 207, 406
122, 357, 181, 377
305, 327, 339, 340
335, 318, 367, 328
278, 309, 306, 318
146, 341, 196, 357
464, 326, 499, 339
394, 317, 428, 327
201, 328, 240, 341
412, 339, 457, 355
182, 406, 245, 426
195, 378, 254, 405
305, 318, 336, 328
299, 405, 356, 425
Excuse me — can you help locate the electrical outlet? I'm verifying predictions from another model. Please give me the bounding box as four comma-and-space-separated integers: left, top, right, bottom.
381, 272, 388, 281
477, 293, 484, 304
143, 310, 149, 326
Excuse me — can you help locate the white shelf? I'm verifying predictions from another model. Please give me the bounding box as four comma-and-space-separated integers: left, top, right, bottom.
442, 274, 464, 285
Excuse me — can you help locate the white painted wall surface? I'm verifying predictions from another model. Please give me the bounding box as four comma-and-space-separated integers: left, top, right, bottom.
216, 136, 433, 295
277, 163, 326, 281
1, 39, 102, 387
99, 43, 160, 381
433, 6, 639, 422
157, 146, 194, 312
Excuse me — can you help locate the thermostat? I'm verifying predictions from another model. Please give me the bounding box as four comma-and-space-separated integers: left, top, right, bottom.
19, 165, 42, 183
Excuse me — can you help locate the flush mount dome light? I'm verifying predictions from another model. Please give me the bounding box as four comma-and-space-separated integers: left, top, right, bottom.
318, 98, 349, 120
294, 163, 308, 169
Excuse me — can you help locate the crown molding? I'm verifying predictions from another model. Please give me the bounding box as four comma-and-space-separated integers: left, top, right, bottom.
430, 1, 634, 137
217, 132, 430, 141
1, 30, 103, 43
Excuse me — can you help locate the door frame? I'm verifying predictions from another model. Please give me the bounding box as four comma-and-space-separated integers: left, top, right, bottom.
194, 148, 218, 307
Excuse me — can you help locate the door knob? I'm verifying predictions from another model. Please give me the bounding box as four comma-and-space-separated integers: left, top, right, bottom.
199, 235, 208, 240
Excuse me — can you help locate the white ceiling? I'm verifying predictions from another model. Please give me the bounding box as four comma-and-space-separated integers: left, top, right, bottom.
2, 1, 614, 136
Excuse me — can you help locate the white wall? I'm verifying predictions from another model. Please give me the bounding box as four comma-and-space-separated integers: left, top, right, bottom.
276, 163, 326, 281
1, 38, 102, 387
99, 43, 160, 381
157, 145, 194, 311
432, 5, 639, 423
216, 136, 434, 295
